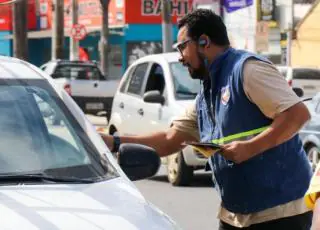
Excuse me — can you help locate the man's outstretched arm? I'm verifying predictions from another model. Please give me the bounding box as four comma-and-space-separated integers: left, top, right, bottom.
100, 128, 197, 157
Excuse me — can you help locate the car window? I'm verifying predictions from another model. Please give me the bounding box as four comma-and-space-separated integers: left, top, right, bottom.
170, 62, 201, 100
54, 65, 104, 80
0, 78, 118, 181
119, 66, 135, 93
143, 63, 166, 95
127, 63, 149, 96
293, 69, 320, 80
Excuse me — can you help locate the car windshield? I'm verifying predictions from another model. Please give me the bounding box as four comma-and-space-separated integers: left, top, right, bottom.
170, 62, 201, 100
0, 77, 117, 183
54, 64, 104, 80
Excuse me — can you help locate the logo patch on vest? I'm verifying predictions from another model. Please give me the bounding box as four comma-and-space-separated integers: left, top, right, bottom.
221, 86, 230, 105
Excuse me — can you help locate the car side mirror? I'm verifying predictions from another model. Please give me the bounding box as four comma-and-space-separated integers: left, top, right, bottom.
117, 143, 160, 181
293, 87, 304, 97
143, 90, 165, 105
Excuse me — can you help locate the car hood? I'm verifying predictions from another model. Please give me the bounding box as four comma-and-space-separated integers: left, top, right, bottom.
0, 177, 180, 230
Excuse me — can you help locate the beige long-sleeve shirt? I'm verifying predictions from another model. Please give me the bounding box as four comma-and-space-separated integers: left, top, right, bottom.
171, 60, 310, 227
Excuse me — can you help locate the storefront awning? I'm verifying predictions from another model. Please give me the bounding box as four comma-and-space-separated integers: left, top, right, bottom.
4, 25, 126, 39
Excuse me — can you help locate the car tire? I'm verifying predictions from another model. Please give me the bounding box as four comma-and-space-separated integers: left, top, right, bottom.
167, 151, 194, 186
306, 145, 320, 171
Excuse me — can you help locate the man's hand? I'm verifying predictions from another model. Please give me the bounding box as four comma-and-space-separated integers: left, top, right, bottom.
99, 133, 114, 151
221, 141, 254, 164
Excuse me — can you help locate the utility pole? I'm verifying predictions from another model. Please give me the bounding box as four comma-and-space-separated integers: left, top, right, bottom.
52, 0, 64, 60
70, 0, 79, 60
12, 0, 28, 60
286, 0, 294, 67
161, 0, 173, 53
99, 0, 110, 78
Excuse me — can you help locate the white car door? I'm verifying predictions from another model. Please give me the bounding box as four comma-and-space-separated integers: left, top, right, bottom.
114, 62, 150, 136
137, 62, 168, 135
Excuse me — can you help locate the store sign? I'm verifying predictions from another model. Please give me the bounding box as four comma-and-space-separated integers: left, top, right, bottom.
224, 0, 253, 13
142, 0, 192, 16
40, 0, 124, 30
0, 0, 37, 31
127, 0, 193, 24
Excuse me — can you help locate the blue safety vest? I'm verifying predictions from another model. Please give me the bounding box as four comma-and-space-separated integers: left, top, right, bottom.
196, 47, 312, 214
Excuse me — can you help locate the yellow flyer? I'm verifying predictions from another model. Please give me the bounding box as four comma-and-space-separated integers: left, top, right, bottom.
305, 163, 320, 209
183, 142, 221, 158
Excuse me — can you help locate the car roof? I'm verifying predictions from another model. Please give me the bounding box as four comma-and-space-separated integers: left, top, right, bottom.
0, 55, 46, 80
134, 52, 181, 63
46, 59, 98, 66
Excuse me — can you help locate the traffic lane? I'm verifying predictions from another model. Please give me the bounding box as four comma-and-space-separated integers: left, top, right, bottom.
134, 166, 220, 230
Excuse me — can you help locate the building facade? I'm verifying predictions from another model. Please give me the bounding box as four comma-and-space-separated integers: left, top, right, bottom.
292, 0, 320, 67
3, 0, 308, 76
0, 0, 199, 78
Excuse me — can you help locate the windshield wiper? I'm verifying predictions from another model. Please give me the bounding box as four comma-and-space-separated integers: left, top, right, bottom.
176, 91, 197, 96
0, 173, 95, 184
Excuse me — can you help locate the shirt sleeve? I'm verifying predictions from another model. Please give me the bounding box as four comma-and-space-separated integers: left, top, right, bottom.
171, 101, 200, 141
243, 60, 301, 119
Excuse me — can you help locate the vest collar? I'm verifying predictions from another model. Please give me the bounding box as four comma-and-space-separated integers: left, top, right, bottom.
209, 47, 234, 74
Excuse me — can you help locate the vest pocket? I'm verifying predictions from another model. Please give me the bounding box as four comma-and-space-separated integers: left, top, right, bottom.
213, 155, 253, 212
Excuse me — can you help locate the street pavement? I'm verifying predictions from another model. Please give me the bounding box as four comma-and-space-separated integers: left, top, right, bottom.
87, 114, 221, 230
135, 166, 221, 230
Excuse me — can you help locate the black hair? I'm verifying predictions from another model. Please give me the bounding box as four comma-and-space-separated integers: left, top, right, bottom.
178, 9, 230, 46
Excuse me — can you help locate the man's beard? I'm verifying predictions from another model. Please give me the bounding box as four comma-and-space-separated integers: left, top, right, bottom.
187, 52, 208, 80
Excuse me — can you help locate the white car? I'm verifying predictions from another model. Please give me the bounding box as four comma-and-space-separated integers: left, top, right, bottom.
108, 52, 207, 186
0, 56, 181, 230
277, 65, 320, 98
40, 60, 120, 121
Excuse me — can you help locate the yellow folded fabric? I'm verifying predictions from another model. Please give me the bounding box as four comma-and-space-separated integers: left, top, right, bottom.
305, 163, 320, 209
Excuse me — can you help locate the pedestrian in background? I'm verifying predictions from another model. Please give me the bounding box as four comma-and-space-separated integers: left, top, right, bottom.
100, 9, 313, 229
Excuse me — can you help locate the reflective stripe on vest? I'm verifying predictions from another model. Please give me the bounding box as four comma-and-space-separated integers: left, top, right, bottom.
211, 126, 269, 145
